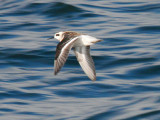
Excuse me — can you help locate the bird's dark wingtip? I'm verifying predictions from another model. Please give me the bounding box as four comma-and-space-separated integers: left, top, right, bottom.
90, 75, 96, 81
54, 70, 57, 75
92, 78, 96, 81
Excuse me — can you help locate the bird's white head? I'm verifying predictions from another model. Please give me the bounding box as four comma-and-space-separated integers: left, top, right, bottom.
54, 32, 64, 41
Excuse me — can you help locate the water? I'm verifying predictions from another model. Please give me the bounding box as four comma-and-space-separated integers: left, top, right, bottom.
0, 0, 160, 119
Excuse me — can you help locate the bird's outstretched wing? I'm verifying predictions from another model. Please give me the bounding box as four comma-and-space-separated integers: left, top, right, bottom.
54, 36, 79, 75
74, 46, 96, 81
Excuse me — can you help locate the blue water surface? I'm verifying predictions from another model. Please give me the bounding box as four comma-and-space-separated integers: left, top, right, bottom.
0, 0, 160, 120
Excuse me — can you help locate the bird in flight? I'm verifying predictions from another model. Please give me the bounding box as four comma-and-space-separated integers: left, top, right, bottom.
48, 31, 102, 81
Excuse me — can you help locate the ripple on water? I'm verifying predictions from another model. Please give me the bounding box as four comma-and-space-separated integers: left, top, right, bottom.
0, 90, 46, 101
127, 64, 160, 79
42, 2, 85, 17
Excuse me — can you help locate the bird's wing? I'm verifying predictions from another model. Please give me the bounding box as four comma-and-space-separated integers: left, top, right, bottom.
74, 46, 96, 81
54, 36, 79, 75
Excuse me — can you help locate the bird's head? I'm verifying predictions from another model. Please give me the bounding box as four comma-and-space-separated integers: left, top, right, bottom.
54, 31, 64, 41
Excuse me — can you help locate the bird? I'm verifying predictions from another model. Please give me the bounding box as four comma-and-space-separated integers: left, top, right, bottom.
48, 31, 102, 81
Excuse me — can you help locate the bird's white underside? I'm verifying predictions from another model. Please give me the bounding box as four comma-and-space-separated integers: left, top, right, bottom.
73, 35, 99, 47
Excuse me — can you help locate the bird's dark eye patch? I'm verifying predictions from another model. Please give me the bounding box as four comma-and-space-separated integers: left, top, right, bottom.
56, 34, 59, 36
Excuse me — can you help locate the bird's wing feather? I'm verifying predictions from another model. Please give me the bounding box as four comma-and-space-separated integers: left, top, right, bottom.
54, 36, 79, 75
74, 46, 96, 81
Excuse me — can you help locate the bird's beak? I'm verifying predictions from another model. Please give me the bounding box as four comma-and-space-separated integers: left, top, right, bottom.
47, 36, 54, 40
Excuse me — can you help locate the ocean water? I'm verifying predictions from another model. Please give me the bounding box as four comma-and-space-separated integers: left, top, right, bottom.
0, 0, 160, 120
